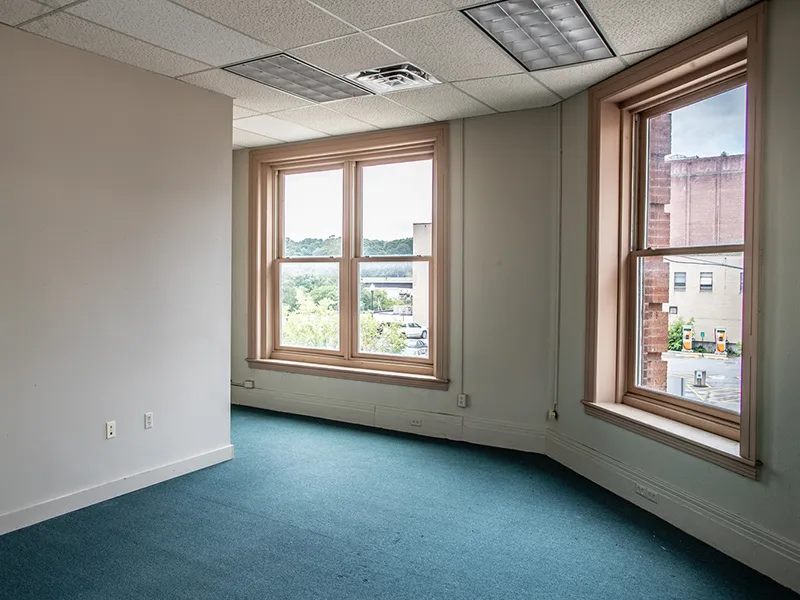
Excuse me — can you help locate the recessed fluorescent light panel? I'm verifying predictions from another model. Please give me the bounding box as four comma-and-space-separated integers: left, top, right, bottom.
346, 63, 440, 94
224, 54, 371, 103
463, 0, 613, 72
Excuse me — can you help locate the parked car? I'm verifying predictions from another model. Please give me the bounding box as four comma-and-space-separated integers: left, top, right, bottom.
400, 322, 428, 339
403, 339, 428, 357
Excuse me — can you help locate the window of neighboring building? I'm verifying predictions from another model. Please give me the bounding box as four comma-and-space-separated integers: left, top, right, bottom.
583, 5, 764, 478
246, 124, 449, 390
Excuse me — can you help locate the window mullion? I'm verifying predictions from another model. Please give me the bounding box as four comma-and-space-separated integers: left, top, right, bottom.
343, 160, 356, 360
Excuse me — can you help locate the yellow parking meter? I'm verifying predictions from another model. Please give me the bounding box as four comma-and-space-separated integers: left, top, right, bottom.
682, 325, 693, 352
715, 327, 727, 354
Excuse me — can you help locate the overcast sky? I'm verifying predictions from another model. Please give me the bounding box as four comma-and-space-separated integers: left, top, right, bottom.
284, 159, 432, 242
669, 84, 747, 157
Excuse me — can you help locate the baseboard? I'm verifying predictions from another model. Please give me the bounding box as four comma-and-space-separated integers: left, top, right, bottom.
463, 417, 546, 453
232, 387, 546, 453
0, 445, 234, 536
546, 430, 800, 594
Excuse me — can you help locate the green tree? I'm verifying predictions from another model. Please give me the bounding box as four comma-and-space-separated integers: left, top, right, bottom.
360, 287, 391, 312
359, 315, 406, 354
668, 316, 695, 351
281, 290, 339, 349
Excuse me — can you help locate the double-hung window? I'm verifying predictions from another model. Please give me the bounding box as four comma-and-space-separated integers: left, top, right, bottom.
247, 125, 449, 390
584, 5, 764, 477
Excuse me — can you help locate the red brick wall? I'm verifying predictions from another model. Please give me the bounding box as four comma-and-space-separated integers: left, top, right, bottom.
669, 155, 745, 247
641, 114, 672, 391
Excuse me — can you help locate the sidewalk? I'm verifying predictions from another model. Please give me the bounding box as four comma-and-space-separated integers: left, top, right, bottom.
662, 350, 733, 360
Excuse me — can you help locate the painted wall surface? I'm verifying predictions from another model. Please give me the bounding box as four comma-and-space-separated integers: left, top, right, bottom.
231, 109, 559, 438
0, 26, 233, 516
553, 0, 800, 562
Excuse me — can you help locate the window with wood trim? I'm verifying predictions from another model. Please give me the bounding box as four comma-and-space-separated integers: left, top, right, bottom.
247, 125, 449, 390
584, 4, 764, 478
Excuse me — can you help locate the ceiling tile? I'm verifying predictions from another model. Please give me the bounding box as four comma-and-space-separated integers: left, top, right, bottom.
0, 0, 54, 26
621, 48, 663, 67
234, 114, 328, 142
272, 105, 377, 136
291, 34, 403, 76
725, 0, 759, 15
448, 0, 487, 6
327, 95, 432, 129
38, 0, 74, 6
233, 127, 282, 147
387, 84, 494, 121
581, 0, 724, 56
23, 13, 210, 77
369, 11, 524, 82
233, 105, 260, 119
179, 69, 311, 113
171, 0, 354, 49
68, 0, 276, 67
311, 0, 450, 30
532, 57, 626, 100
454, 74, 559, 112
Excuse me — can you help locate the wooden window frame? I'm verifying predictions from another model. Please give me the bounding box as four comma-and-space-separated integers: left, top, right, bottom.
583, 4, 765, 478
246, 124, 450, 391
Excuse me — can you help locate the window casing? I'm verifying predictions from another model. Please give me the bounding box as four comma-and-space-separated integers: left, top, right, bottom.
583, 4, 764, 478
699, 272, 714, 292
247, 125, 449, 390
674, 271, 687, 291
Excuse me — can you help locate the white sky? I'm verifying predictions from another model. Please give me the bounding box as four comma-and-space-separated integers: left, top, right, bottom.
669, 85, 747, 157
283, 159, 432, 241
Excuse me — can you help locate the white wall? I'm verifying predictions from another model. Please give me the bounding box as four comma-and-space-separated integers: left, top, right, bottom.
551, 0, 800, 590
0, 25, 233, 529
232, 109, 559, 446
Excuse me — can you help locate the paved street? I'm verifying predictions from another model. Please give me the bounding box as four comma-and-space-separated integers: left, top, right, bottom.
663, 353, 741, 413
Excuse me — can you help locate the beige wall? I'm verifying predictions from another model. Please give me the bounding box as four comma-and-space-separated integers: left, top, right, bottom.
232, 109, 559, 438
0, 26, 233, 526
553, 0, 800, 587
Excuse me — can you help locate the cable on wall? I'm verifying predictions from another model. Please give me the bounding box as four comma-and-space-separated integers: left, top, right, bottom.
549, 102, 564, 421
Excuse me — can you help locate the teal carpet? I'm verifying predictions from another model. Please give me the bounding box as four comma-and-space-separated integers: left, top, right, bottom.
1, 406, 796, 599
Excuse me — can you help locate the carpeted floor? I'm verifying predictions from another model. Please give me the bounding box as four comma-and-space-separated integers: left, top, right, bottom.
1, 405, 796, 599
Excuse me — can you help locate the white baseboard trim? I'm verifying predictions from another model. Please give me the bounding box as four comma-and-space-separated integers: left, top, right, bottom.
463, 417, 546, 453
0, 445, 234, 536
232, 387, 546, 453
547, 430, 800, 594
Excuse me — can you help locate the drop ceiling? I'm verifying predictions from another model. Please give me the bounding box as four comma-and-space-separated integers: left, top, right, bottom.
2, 0, 758, 149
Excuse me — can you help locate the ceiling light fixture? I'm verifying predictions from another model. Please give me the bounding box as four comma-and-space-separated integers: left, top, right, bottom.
346, 63, 440, 94
224, 54, 372, 103
463, 0, 613, 72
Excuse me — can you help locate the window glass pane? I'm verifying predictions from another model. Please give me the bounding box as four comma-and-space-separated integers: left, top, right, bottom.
674, 271, 686, 291
283, 168, 342, 257
635, 253, 743, 413
361, 159, 432, 256
279, 262, 339, 350
645, 85, 746, 248
358, 261, 429, 358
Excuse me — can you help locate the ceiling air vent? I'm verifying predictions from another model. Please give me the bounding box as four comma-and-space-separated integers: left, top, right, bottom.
346, 63, 440, 94
224, 54, 372, 103
463, 0, 613, 72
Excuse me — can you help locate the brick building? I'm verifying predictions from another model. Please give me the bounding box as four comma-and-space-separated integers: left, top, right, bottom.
641, 115, 745, 392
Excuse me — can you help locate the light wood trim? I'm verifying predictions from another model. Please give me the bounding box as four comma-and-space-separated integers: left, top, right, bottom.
631, 245, 745, 257
619, 51, 747, 112
583, 401, 758, 479
247, 358, 448, 390
247, 124, 449, 384
638, 74, 747, 122
739, 9, 765, 461
584, 3, 765, 474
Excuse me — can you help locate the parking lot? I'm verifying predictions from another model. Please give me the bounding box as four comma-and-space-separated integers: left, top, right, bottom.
663, 352, 741, 413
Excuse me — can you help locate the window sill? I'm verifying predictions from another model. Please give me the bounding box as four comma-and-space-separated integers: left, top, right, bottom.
246, 358, 450, 391
582, 401, 759, 479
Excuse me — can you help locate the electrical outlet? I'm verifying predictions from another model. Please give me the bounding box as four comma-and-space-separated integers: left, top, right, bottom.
635, 483, 659, 504
144, 412, 153, 429
410, 418, 422, 427
457, 393, 468, 408
106, 421, 116, 439
244, 380, 255, 389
